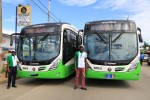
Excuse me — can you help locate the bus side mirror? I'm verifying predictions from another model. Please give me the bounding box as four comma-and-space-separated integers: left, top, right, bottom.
137, 27, 143, 43
10, 33, 21, 46
10, 35, 13, 46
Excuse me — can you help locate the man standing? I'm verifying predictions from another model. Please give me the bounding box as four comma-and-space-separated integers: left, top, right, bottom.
7, 50, 19, 89
74, 45, 87, 90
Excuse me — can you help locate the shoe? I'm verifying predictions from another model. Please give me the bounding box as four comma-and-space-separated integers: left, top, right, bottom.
7, 86, 10, 89
81, 87, 87, 90
74, 86, 78, 89
12, 86, 17, 88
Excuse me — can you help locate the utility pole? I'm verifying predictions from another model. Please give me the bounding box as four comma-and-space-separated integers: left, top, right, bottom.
0, 0, 2, 68
48, 0, 50, 22
0, 0, 2, 43
15, 5, 18, 51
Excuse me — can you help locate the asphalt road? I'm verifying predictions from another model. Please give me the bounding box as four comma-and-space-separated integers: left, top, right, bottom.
0, 62, 150, 100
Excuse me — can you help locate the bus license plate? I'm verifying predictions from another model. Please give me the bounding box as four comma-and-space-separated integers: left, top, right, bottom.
105, 74, 115, 79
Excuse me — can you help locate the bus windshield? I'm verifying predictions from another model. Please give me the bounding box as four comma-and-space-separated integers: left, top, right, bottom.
84, 32, 138, 64
18, 34, 60, 62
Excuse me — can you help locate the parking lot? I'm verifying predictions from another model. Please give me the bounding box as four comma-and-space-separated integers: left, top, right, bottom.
0, 62, 150, 100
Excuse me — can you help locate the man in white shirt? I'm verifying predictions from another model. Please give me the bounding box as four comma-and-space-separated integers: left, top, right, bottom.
74, 45, 87, 90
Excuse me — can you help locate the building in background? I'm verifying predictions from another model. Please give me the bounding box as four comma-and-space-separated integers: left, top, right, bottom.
1, 33, 15, 51
0, 33, 15, 70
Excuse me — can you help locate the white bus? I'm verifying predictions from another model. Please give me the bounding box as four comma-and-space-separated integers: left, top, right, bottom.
83, 20, 143, 80
10, 23, 82, 79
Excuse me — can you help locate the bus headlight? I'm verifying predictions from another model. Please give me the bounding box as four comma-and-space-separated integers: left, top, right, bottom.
128, 62, 138, 72
49, 59, 61, 70
17, 64, 22, 70
86, 63, 92, 70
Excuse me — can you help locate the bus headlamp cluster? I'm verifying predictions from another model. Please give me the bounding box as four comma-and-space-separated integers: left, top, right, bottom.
128, 62, 138, 72
86, 62, 92, 70
49, 59, 61, 70
17, 64, 22, 70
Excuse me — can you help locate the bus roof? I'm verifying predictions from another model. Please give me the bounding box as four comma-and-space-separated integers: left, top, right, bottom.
85, 20, 135, 25
20, 22, 78, 34
84, 20, 137, 32
23, 22, 71, 29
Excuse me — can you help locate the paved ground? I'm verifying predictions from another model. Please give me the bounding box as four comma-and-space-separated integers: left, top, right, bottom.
0, 73, 7, 84
0, 60, 7, 84
0, 62, 150, 100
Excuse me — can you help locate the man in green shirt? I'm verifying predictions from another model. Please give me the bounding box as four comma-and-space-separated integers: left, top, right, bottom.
74, 45, 87, 90
7, 50, 19, 89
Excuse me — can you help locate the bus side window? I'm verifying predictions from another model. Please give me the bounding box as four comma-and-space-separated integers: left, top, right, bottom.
63, 30, 71, 65
63, 29, 77, 65
70, 30, 77, 54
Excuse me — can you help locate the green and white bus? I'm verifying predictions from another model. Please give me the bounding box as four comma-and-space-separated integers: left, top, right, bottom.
83, 20, 143, 80
10, 23, 82, 79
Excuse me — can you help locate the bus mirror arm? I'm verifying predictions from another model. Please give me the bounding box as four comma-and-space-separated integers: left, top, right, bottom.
137, 27, 143, 43
10, 33, 21, 46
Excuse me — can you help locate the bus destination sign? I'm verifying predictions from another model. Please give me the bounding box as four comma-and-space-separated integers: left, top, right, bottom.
24, 27, 56, 34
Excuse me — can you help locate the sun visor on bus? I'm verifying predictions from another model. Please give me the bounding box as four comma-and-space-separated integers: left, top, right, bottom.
84, 20, 137, 33
21, 26, 61, 34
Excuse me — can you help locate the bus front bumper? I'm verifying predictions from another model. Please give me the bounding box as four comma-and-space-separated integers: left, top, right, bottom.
17, 70, 66, 79
86, 66, 140, 80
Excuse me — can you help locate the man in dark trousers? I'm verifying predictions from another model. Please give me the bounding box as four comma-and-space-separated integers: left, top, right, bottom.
7, 50, 19, 89
74, 45, 87, 90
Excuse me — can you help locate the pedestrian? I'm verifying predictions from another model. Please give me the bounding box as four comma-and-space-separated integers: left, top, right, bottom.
74, 45, 87, 90
140, 52, 144, 65
3, 50, 11, 78
7, 50, 19, 89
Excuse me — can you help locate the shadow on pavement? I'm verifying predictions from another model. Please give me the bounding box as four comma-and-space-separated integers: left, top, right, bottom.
16, 73, 131, 89
86, 79, 131, 88
17, 74, 75, 86
142, 62, 150, 67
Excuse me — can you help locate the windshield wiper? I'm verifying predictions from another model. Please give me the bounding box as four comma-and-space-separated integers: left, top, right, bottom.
39, 33, 49, 41
94, 31, 107, 44
112, 32, 124, 43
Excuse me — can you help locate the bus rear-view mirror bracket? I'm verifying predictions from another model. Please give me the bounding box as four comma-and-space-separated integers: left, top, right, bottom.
10, 33, 20, 46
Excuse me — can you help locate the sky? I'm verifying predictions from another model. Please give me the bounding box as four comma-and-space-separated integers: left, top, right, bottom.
2, 0, 150, 44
